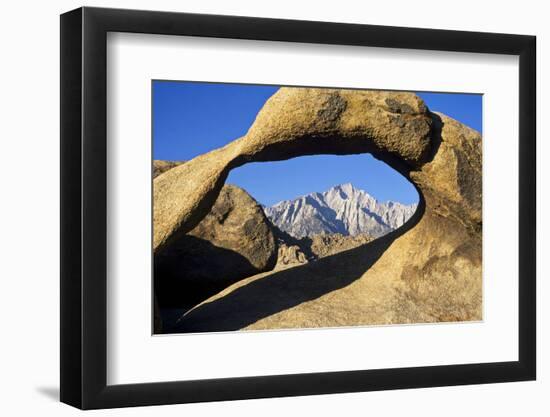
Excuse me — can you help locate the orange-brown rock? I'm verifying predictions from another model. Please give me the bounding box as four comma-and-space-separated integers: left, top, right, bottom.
154, 163, 277, 309
153, 88, 481, 332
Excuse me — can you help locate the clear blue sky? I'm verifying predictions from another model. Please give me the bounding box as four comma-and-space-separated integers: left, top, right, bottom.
153, 81, 482, 206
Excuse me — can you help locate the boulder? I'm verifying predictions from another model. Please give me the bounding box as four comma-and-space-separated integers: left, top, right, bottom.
309, 233, 374, 259
273, 231, 374, 268
276, 244, 308, 268
154, 183, 277, 309
152, 87, 482, 331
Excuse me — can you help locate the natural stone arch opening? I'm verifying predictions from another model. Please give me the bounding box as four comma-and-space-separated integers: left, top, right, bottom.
228, 152, 420, 236
154, 88, 434, 254
153, 87, 482, 333
154, 152, 421, 321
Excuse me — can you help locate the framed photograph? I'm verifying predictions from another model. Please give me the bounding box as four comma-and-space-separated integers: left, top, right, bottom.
60, 6, 536, 409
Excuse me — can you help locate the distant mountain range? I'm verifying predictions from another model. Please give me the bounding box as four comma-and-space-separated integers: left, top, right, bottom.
263, 183, 417, 239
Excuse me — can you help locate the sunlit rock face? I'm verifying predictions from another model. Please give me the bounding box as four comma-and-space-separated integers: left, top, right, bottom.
153, 88, 482, 332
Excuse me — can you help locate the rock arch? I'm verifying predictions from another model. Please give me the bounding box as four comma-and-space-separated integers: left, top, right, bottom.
154, 87, 482, 330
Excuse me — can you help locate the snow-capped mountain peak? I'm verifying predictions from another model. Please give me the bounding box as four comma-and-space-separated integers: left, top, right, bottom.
264, 184, 417, 239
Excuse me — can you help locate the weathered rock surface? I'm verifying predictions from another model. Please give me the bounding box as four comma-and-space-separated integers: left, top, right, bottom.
153, 89, 432, 253
153, 160, 184, 178
276, 243, 309, 268
154, 179, 277, 309
274, 231, 374, 269
153, 87, 482, 332
309, 232, 374, 259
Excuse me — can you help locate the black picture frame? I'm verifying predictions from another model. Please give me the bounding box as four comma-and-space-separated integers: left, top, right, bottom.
60, 6, 536, 410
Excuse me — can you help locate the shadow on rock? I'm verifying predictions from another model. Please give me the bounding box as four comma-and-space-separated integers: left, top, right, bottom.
168, 191, 425, 333
155, 235, 260, 311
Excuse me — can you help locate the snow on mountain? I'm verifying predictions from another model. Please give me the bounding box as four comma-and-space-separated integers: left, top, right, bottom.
263, 183, 417, 239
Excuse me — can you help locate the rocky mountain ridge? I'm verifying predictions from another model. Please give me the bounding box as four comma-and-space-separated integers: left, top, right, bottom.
264, 183, 417, 239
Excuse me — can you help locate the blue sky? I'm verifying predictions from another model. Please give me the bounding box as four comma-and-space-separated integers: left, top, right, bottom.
153, 81, 482, 206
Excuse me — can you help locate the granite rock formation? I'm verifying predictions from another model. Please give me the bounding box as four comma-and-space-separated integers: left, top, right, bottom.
275, 243, 309, 268
153, 87, 482, 331
154, 162, 277, 308
153, 89, 432, 253
273, 230, 375, 269
153, 160, 184, 178
309, 232, 374, 259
